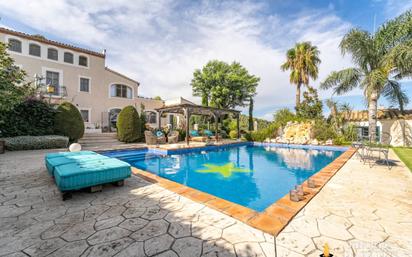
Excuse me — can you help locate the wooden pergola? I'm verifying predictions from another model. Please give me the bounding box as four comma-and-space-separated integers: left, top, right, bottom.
155, 103, 241, 145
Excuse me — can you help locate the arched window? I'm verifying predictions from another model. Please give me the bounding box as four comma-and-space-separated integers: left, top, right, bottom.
79, 55, 88, 66
110, 84, 132, 99
8, 39, 22, 52
64, 52, 74, 63
47, 48, 58, 60
29, 43, 41, 57
145, 111, 157, 124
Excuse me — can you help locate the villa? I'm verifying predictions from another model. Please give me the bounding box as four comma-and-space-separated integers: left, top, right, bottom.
344, 108, 412, 146
1, 6, 412, 257
0, 27, 170, 133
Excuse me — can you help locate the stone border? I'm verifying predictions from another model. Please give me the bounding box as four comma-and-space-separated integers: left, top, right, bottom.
131, 147, 356, 236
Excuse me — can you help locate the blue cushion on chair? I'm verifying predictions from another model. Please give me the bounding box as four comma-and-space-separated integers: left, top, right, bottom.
156, 131, 164, 137
190, 130, 200, 137
203, 130, 214, 137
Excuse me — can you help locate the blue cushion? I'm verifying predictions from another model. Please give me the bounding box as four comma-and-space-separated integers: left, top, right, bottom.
156, 131, 164, 137
54, 158, 131, 191
46, 154, 109, 176
45, 151, 99, 176
45, 150, 95, 159
190, 130, 200, 137
203, 130, 214, 137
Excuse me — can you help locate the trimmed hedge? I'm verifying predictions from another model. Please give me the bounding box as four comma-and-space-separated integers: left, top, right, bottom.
54, 102, 84, 142
2, 135, 69, 151
0, 97, 57, 137
117, 106, 141, 143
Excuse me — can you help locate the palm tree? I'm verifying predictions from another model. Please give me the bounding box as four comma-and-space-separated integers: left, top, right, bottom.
281, 42, 321, 108
320, 11, 412, 142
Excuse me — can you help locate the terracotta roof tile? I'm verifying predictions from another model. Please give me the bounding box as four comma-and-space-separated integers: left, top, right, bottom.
0, 27, 105, 58
344, 109, 412, 121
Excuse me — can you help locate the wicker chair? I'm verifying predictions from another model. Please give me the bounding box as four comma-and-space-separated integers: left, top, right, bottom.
168, 131, 179, 144
144, 131, 157, 145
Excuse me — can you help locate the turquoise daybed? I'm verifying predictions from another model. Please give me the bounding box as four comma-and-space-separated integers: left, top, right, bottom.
45, 151, 131, 200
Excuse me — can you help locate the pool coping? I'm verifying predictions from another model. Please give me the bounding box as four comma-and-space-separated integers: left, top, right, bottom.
130, 146, 356, 236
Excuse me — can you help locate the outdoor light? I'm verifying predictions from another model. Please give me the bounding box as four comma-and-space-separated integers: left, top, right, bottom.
307, 178, 316, 188
295, 185, 304, 199
289, 189, 300, 202
46, 84, 55, 94
320, 243, 333, 257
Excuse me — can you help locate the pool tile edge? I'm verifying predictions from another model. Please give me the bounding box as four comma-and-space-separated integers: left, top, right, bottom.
131, 147, 356, 236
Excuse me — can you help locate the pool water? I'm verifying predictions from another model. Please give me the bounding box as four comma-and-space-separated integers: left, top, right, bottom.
104, 145, 344, 212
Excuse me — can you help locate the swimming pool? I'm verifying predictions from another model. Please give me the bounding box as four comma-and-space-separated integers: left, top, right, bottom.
103, 143, 345, 212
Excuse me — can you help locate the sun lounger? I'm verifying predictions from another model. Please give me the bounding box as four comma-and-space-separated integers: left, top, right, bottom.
45, 151, 131, 200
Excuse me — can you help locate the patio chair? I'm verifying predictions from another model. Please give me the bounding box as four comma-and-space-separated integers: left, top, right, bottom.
144, 131, 157, 145
364, 132, 392, 168
168, 131, 179, 144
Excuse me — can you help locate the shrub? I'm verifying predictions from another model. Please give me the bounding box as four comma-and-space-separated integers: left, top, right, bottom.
229, 130, 238, 139
2, 135, 69, 151
54, 102, 85, 142
117, 106, 140, 143
251, 123, 279, 142
0, 97, 57, 137
312, 119, 336, 141
244, 132, 253, 141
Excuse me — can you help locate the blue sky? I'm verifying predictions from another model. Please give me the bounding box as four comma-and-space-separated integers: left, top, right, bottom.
0, 0, 411, 120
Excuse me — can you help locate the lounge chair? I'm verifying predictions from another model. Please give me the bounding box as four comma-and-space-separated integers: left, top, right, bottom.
189, 130, 208, 142
45, 151, 131, 200
168, 131, 179, 144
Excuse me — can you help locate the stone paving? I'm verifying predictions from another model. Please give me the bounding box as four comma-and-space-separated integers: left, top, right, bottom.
0, 149, 411, 257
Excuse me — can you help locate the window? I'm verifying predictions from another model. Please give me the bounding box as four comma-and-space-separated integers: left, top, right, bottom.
46, 71, 60, 95
79, 55, 88, 66
79, 77, 90, 92
47, 48, 58, 60
64, 52, 74, 64
356, 126, 381, 142
8, 39, 22, 52
110, 84, 132, 98
80, 109, 90, 122
29, 43, 41, 57
145, 111, 157, 124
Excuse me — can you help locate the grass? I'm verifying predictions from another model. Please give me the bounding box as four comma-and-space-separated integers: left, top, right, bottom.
393, 147, 412, 172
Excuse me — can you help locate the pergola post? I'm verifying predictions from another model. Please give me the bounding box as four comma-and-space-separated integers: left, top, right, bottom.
184, 108, 190, 146
157, 111, 162, 129
214, 112, 219, 142
236, 114, 240, 140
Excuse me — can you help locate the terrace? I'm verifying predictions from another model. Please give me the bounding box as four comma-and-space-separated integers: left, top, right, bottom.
0, 146, 411, 256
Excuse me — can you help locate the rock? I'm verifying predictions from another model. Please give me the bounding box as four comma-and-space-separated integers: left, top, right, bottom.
325, 139, 333, 145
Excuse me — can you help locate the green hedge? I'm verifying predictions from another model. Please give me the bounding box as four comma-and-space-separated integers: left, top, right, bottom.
2, 135, 69, 151
54, 102, 84, 142
0, 98, 57, 137
117, 106, 141, 143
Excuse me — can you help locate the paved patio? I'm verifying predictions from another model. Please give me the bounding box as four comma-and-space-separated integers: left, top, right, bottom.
0, 149, 411, 256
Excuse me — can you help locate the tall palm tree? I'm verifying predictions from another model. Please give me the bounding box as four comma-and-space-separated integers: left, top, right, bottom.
281, 42, 321, 108
320, 11, 412, 142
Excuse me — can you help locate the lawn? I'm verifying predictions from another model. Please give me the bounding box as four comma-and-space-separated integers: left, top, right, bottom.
393, 147, 412, 172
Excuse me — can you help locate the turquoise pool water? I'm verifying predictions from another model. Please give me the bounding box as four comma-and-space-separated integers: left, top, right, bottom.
103, 144, 344, 212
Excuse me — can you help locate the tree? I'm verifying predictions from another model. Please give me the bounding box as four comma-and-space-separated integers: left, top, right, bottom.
191, 60, 259, 109
54, 102, 85, 142
248, 97, 254, 131
281, 42, 321, 108
117, 106, 140, 143
153, 96, 162, 100
296, 86, 323, 119
0, 42, 31, 113
320, 11, 412, 142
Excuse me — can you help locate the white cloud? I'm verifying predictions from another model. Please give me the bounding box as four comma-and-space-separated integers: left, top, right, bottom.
0, 0, 356, 120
